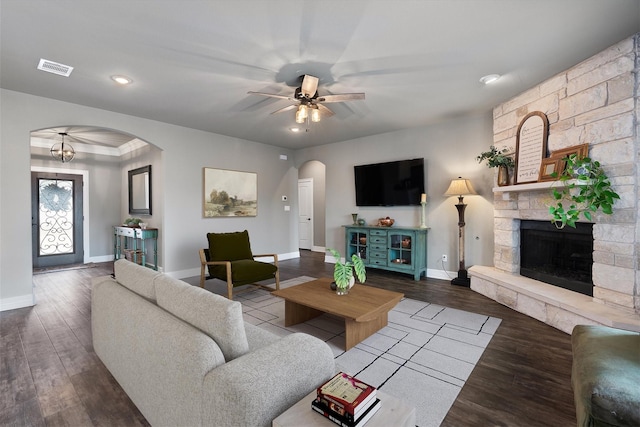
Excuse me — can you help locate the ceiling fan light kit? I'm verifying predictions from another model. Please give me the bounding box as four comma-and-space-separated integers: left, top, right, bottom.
248, 74, 364, 125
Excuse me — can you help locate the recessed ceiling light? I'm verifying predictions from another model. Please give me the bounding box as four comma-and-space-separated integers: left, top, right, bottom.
289, 127, 300, 132
479, 74, 501, 85
111, 75, 132, 85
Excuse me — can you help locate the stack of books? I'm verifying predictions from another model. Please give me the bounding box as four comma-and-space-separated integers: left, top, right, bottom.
312, 372, 381, 427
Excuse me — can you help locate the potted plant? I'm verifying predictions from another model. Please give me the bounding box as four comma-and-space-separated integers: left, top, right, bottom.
124, 217, 143, 227
476, 145, 515, 186
548, 154, 620, 229
328, 248, 366, 295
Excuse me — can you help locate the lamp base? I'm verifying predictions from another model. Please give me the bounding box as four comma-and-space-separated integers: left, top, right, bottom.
451, 269, 470, 287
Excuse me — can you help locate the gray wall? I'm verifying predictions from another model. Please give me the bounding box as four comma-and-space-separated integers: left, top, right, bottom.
294, 112, 496, 278
1, 89, 296, 309
1, 87, 496, 310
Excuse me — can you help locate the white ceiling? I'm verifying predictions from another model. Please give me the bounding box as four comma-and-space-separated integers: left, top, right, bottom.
2, 0, 639, 150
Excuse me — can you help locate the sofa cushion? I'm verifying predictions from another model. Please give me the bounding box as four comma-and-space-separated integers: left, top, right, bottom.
571, 325, 640, 427
114, 259, 162, 302
155, 275, 249, 361
207, 230, 253, 261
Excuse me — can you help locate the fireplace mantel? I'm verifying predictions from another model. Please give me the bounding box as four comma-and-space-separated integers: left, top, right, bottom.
493, 180, 577, 193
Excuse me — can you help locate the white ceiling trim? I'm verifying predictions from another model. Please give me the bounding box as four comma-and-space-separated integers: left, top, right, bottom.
30, 136, 147, 157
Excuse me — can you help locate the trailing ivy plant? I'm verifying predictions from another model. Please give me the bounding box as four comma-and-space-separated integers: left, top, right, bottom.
549, 154, 620, 229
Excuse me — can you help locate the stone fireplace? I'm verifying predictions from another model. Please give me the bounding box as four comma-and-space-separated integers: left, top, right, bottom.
469, 34, 640, 334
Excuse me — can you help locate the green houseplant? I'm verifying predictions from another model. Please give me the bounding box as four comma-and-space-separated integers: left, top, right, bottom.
476, 145, 515, 186
549, 154, 620, 229
124, 217, 143, 227
328, 248, 366, 294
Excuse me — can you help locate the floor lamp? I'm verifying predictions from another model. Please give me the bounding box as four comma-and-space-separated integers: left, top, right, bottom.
444, 177, 477, 286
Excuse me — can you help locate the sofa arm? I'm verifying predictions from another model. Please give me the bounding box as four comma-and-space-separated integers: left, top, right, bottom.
201, 332, 335, 427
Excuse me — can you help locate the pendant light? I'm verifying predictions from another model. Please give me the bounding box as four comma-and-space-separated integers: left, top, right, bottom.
50, 132, 75, 163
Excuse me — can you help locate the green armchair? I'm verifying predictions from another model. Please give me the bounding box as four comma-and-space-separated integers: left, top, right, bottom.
199, 230, 280, 299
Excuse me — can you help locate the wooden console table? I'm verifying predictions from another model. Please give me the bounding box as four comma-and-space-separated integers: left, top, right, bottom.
114, 226, 158, 270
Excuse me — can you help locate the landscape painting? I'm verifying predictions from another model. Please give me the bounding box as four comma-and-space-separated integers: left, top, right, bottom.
203, 168, 257, 217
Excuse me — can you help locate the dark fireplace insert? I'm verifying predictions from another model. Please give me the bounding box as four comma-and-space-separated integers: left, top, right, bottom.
520, 220, 593, 296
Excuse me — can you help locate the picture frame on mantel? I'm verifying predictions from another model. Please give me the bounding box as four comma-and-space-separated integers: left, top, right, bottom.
539, 158, 563, 181
514, 111, 549, 184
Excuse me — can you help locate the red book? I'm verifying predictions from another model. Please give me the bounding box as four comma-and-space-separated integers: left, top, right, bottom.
317, 372, 376, 417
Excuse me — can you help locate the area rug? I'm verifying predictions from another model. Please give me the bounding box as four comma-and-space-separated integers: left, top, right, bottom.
228, 277, 502, 427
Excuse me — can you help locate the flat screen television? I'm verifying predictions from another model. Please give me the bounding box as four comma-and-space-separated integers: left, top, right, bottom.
354, 158, 425, 206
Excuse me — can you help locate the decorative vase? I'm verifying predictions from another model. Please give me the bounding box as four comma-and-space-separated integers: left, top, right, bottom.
497, 165, 509, 186
351, 213, 358, 225
336, 277, 355, 295
336, 286, 349, 295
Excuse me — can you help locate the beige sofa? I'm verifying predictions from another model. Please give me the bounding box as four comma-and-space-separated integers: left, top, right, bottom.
92, 259, 335, 427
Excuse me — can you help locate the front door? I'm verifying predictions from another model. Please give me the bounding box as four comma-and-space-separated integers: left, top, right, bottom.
31, 172, 84, 268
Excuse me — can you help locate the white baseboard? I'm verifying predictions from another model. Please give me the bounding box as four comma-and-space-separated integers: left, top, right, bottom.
90, 254, 115, 263
427, 268, 455, 281
0, 294, 35, 312
311, 246, 325, 253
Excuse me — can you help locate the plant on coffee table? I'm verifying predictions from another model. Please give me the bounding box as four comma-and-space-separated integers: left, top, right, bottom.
328, 248, 366, 292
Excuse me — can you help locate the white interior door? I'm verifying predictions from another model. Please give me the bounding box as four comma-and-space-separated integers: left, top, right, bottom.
298, 178, 313, 250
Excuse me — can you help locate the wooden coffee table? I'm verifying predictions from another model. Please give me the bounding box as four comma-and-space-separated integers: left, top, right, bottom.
271, 278, 403, 350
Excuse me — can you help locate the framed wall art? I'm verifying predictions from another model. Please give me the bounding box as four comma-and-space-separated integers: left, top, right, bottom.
203, 167, 257, 217
515, 111, 549, 184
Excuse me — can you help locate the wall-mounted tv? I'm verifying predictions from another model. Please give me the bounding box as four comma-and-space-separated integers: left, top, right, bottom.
354, 158, 425, 206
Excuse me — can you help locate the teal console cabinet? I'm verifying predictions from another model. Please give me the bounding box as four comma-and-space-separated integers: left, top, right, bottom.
344, 225, 427, 281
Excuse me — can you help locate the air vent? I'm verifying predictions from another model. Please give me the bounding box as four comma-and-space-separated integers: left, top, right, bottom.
37, 59, 74, 77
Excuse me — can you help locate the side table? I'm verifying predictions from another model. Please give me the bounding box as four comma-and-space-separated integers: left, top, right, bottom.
272, 389, 415, 427
113, 226, 158, 270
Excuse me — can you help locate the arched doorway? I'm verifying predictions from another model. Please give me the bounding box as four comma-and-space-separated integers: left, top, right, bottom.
30, 126, 161, 269
298, 160, 326, 252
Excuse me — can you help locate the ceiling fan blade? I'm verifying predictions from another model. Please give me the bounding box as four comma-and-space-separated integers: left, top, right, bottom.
301, 75, 319, 97
247, 91, 295, 101
270, 104, 299, 115
316, 93, 365, 103
316, 104, 334, 117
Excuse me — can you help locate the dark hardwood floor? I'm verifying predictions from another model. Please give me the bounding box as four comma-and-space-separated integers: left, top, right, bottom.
1, 251, 576, 426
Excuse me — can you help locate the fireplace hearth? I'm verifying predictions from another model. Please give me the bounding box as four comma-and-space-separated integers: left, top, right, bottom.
520, 220, 593, 297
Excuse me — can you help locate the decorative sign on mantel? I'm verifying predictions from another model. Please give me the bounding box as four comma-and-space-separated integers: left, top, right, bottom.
515, 111, 549, 184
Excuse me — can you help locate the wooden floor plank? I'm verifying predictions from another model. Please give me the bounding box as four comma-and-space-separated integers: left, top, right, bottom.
0, 253, 576, 426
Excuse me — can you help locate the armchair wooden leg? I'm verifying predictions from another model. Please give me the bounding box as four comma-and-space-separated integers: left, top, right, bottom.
200, 264, 205, 288
225, 261, 233, 300
274, 269, 280, 290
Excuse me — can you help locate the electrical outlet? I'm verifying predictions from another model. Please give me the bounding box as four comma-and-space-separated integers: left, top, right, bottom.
442, 254, 448, 262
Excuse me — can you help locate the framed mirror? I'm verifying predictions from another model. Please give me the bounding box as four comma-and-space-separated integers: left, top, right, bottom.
128, 165, 152, 215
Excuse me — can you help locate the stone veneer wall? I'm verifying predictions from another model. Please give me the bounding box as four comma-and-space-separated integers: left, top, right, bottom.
470, 34, 640, 333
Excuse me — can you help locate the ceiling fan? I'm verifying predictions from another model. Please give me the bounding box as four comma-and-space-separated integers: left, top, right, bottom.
248, 75, 365, 123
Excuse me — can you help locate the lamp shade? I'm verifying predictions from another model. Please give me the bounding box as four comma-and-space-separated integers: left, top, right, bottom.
444, 177, 477, 197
